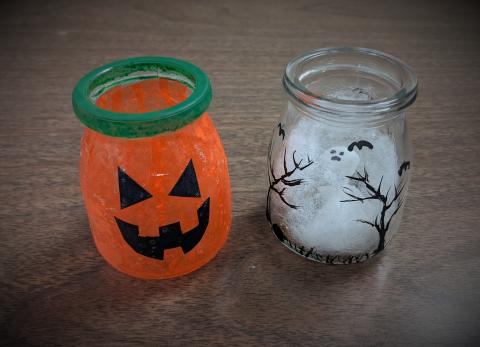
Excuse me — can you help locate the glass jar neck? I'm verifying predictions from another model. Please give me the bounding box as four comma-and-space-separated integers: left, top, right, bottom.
72, 57, 212, 138
283, 47, 417, 126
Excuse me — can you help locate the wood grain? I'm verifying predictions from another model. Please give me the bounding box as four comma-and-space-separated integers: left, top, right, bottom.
1, 0, 479, 345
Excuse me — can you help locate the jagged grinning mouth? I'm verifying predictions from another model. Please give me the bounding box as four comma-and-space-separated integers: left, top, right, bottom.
114, 198, 210, 260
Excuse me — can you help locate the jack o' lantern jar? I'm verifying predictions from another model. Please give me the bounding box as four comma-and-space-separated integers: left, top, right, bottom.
72, 57, 231, 279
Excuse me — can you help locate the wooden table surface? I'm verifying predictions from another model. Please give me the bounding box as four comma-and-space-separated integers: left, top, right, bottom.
1, 0, 479, 345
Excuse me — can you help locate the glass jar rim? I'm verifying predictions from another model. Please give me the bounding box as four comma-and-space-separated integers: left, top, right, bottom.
283, 47, 418, 122
72, 56, 212, 138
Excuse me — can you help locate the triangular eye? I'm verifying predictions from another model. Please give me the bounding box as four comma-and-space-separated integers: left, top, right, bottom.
118, 167, 153, 209
169, 160, 201, 197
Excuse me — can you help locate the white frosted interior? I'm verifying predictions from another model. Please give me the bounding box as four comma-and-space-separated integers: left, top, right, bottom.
268, 105, 407, 257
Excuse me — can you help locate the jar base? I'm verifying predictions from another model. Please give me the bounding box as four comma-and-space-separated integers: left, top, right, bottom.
271, 224, 380, 264
93, 232, 229, 280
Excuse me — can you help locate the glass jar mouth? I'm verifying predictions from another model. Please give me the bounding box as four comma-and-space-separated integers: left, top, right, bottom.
72, 56, 212, 138
283, 47, 418, 122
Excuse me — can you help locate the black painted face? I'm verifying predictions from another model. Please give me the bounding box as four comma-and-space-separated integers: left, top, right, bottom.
330, 148, 345, 161
114, 160, 210, 260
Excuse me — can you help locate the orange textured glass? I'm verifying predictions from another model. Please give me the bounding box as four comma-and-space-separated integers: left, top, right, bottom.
76, 58, 231, 279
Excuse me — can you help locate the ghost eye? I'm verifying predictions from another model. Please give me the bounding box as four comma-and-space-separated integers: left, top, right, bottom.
169, 159, 201, 198
330, 149, 336, 154
118, 167, 153, 209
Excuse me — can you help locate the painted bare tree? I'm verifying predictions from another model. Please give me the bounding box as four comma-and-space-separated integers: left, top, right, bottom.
266, 123, 313, 223
341, 163, 409, 254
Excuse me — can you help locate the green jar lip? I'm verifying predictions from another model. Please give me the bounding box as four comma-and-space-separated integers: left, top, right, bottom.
72, 56, 212, 138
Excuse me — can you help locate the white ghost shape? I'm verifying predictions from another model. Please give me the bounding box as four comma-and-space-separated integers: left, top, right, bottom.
320, 146, 360, 185
296, 146, 378, 254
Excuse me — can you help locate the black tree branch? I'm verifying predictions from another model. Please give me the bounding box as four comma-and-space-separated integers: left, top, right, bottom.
341, 165, 407, 254
267, 138, 313, 213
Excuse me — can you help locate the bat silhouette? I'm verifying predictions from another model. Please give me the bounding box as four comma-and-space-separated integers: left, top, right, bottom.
398, 161, 410, 176
347, 140, 374, 152
277, 123, 285, 140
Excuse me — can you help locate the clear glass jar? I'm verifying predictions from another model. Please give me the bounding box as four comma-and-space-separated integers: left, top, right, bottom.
266, 47, 417, 264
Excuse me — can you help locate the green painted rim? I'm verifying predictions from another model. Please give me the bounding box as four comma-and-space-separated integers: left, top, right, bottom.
72, 56, 212, 138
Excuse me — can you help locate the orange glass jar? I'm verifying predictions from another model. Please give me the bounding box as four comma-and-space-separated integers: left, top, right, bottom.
72, 57, 231, 279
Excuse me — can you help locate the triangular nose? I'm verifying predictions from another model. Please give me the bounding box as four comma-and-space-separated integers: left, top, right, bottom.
169, 159, 201, 197
118, 167, 153, 209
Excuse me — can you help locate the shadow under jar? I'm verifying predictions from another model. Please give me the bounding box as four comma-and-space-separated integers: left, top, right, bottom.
266, 47, 417, 264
